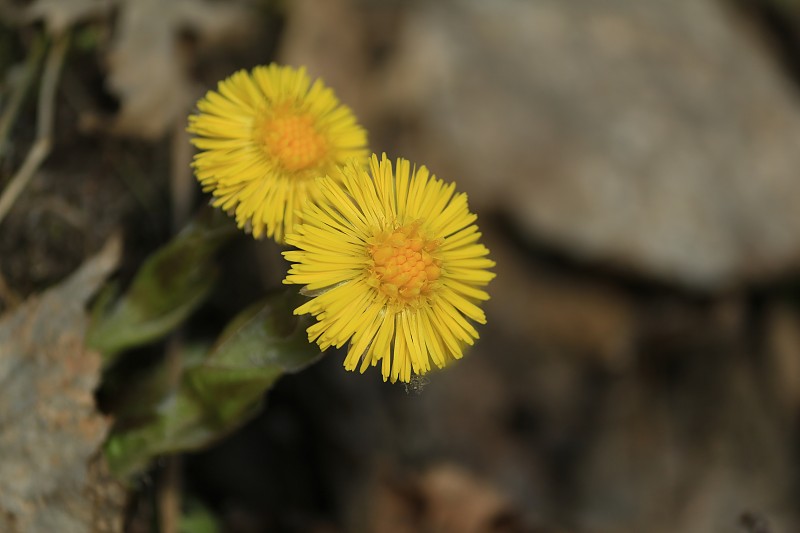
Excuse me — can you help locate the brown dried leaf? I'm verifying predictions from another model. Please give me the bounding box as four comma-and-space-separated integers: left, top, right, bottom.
420, 465, 515, 533
106, 0, 252, 139
367, 464, 526, 533
278, 0, 371, 119
765, 303, 800, 417
0, 237, 124, 533
25, 0, 116, 35
370, 0, 800, 288
27, 0, 253, 139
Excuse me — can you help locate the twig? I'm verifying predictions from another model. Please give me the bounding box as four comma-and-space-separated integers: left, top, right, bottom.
0, 31, 70, 225
0, 35, 46, 161
158, 454, 182, 533
159, 111, 194, 532
161, 119, 194, 533
158, 334, 185, 533
170, 112, 194, 232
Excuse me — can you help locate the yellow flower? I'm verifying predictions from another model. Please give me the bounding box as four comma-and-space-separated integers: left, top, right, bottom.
188, 64, 368, 242
283, 154, 496, 383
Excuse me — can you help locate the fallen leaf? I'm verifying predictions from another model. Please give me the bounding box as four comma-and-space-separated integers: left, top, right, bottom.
764, 303, 800, 420
25, 0, 116, 35
367, 463, 527, 533
105, 0, 252, 138
420, 465, 516, 533
369, 0, 800, 288
0, 236, 125, 533
278, 0, 371, 119
26, 0, 254, 139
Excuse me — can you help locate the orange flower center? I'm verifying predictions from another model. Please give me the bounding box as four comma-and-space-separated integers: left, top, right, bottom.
368, 223, 442, 305
259, 112, 328, 172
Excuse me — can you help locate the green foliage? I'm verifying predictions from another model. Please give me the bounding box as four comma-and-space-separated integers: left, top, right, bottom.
87, 209, 236, 364
104, 290, 322, 479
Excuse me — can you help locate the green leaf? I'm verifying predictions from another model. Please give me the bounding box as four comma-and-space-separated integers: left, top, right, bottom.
100, 342, 209, 421
104, 290, 322, 479
87, 209, 236, 363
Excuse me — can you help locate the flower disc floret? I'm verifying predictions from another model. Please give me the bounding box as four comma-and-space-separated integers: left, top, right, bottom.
283, 154, 495, 383
368, 223, 442, 305
259, 110, 328, 171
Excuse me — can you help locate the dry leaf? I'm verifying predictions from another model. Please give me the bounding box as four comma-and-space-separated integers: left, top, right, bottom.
278, 0, 370, 118
765, 304, 800, 418
26, 0, 253, 139
106, 0, 252, 139
0, 237, 125, 533
367, 464, 526, 533
373, 0, 800, 288
420, 465, 516, 533
26, 0, 116, 34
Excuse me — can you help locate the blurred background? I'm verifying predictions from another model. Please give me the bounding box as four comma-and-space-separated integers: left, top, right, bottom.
2, 0, 800, 531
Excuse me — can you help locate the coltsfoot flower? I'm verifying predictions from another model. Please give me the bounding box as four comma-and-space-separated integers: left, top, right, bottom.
188, 64, 368, 242
283, 154, 495, 383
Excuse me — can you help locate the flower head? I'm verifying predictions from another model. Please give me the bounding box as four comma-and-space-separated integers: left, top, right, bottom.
188, 64, 368, 242
283, 154, 495, 383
